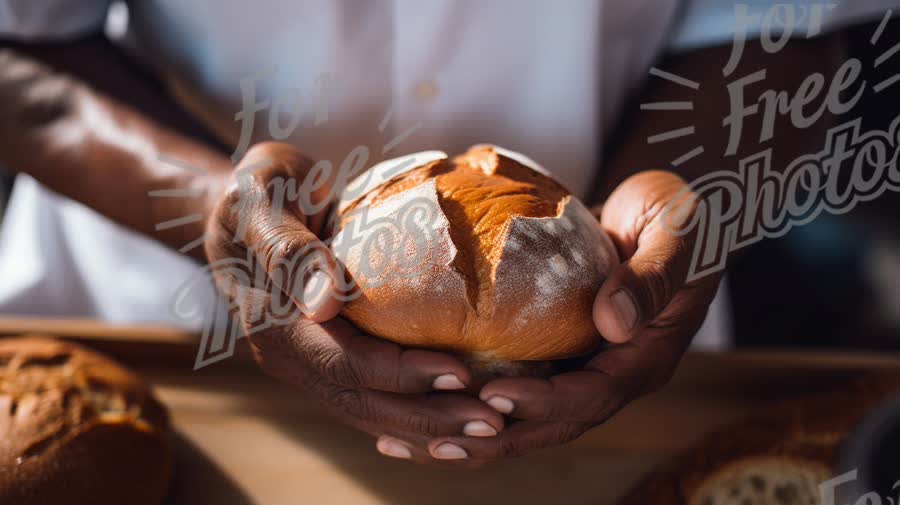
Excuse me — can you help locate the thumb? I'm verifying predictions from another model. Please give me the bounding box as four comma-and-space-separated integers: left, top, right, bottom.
592, 171, 699, 344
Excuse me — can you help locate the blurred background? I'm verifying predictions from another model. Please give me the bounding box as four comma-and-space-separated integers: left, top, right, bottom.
0, 3, 897, 352
0, 3, 899, 504
728, 19, 900, 351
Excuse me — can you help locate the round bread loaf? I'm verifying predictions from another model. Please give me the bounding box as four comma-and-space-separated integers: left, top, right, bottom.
0, 336, 173, 505
331, 145, 618, 367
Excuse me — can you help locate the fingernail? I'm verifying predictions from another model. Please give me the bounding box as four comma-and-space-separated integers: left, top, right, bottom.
301, 270, 332, 313
611, 288, 639, 332
485, 395, 514, 414
463, 420, 498, 437
432, 374, 466, 390
376, 436, 411, 459
432, 443, 468, 460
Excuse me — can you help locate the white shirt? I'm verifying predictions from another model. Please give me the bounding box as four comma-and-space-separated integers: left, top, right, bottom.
0, 0, 893, 346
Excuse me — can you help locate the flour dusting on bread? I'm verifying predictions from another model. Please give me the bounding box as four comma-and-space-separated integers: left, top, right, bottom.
333, 145, 619, 362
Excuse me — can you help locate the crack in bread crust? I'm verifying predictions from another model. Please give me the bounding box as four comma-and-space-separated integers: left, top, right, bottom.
340, 147, 569, 318
334, 145, 616, 362
439, 147, 568, 318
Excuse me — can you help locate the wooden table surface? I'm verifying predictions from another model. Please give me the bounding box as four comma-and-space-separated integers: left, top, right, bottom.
3, 320, 899, 505
150, 349, 900, 505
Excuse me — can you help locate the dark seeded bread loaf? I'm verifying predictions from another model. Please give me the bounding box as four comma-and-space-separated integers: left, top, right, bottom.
0, 336, 173, 505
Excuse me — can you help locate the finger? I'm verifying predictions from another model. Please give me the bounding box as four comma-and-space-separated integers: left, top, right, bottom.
478, 329, 691, 423
248, 308, 473, 394
207, 206, 344, 324
353, 391, 505, 439
592, 287, 708, 392
478, 371, 627, 423
248, 218, 344, 323
479, 298, 709, 425
236, 141, 336, 229
207, 143, 343, 322
594, 171, 700, 343
375, 435, 417, 461
375, 436, 484, 467
255, 347, 503, 439
427, 420, 589, 461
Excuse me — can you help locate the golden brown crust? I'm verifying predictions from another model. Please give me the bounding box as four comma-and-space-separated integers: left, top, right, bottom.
616, 374, 900, 505
334, 145, 619, 362
0, 336, 173, 505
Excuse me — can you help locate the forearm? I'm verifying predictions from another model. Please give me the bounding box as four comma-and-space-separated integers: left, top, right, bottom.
0, 38, 233, 261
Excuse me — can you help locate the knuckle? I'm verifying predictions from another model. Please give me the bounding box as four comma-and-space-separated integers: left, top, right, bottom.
290, 316, 321, 338
325, 386, 369, 420
248, 141, 301, 160
249, 322, 302, 362
247, 331, 315, 386
583, 390, 617, 423
267, 234, 301, 264
298, 369, 331, 393
636, 258, 677, 314
499, 438, 524, 459
552, 399, 600, 424
245, 325, 278, 357
266, 231, 318, 269
220, 179, 246, 210
384, 347, 408, 392
243, 142, 277, 161
205, 226, 241, 265
405, 412, 440, 436
255, 233, 311, 291
567, 406, 596, 424
243, 142, 311, 178
545, 400, 574, 423
545, 382, 607, 424
318, 348, 364, 387
555, 423, 587, 444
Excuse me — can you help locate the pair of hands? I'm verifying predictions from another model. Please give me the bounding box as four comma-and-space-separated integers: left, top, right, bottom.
205, 142, 721, 466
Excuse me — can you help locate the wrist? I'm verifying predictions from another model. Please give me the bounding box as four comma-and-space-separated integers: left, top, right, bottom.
147, 157, 233, 262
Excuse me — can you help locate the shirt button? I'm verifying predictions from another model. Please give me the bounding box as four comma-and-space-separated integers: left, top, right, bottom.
414, 80, 439, 101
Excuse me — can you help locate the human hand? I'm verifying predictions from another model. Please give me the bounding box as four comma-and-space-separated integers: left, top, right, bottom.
205, 142, 506, 462
422, 170, 721, 463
